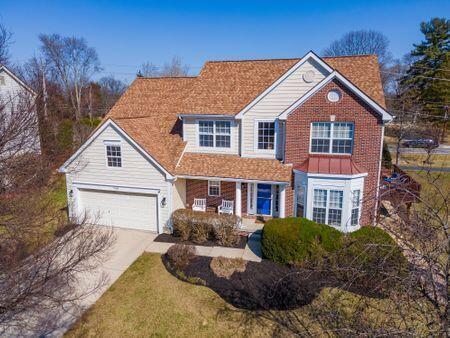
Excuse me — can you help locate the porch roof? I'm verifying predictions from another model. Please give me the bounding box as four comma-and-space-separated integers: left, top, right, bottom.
294, 156, 366, 175
175, 153, 292, 183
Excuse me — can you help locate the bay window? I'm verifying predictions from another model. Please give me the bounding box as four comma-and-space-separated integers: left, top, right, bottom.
311, 122, 353, 154
312, 189, 344, 227
199, 121, 231, 148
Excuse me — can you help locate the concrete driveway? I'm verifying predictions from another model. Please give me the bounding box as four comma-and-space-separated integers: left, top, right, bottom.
30, 227, 157, 337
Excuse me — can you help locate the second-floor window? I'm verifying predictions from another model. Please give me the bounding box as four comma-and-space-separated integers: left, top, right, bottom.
199, 121, 231, 148
310, 122, 353, 154
257, 121, 275, 150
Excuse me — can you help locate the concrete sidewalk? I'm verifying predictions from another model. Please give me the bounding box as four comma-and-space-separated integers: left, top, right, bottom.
145, 231, 263, 262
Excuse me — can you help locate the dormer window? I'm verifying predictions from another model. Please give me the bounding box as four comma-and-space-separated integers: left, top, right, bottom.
198, 120, 231, 148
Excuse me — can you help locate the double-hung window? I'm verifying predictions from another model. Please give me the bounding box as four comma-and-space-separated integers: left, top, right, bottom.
312, 189, 327, 224
351, 190, 361, 226
312, 189, 344, 227
208, 180, 221, 196
328, 190, 343, 226
199, 121, 231, 148
106, 144, 122, 167
311, 122, 353, 154
257, 121, 275, 150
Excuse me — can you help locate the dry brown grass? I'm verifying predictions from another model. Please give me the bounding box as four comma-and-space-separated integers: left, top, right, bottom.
210, 256, 247, 279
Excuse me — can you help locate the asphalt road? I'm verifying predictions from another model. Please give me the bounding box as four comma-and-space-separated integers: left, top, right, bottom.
388, 144, 450, 155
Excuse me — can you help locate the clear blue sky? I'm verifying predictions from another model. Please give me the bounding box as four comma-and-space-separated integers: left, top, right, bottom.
2, 0, 449, 82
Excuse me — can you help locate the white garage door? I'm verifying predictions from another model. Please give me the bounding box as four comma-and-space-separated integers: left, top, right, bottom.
79, 189, 158, 232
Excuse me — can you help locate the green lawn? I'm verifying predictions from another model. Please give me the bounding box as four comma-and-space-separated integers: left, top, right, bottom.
66, 253, 274, 337
66, 253, 433, 337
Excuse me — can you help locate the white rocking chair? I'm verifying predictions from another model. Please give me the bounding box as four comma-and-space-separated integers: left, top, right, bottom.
218, 200, 234, 215
192, 198, 206, 212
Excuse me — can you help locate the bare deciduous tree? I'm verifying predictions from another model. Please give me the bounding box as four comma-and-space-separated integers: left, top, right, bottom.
138, 56, 189, 77
98, 76, 127, 115
0, 85, 115, 335
0, 22, 12, 66
236, 165, 448, 336
39, 34, 101, 121
322, 30, 394, 92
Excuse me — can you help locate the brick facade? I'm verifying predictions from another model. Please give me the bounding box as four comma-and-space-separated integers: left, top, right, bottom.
186, 179, 248, 214
284, 79, 383, 225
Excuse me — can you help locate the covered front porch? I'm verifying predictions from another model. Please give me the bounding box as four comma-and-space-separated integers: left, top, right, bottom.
181, 178, 287, 219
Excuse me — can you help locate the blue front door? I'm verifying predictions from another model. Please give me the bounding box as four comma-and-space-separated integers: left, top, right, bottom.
257, 184, 272, 215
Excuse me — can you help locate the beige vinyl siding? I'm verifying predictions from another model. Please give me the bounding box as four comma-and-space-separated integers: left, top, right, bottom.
241, 59, 328, 159
65, 124, 170, 227
172, 178, 186, 210
0, 69, 40, 154
183, 117, 239, 155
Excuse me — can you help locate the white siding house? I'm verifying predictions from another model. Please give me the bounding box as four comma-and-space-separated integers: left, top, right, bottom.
63, 122, 172, 233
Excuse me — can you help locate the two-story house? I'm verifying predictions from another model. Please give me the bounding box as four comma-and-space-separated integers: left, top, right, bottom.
0, 64, 40, 155
59, 51, 392, 233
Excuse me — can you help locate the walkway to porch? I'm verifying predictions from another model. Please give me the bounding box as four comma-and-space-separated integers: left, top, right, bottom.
145, 231, 262, 262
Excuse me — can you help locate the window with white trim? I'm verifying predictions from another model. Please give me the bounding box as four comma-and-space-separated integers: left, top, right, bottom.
311, 122, 353, 154
208, 180, 221, 196
351, 190, 361, 226
312, 189, 327, 224
199, 121, 231, 148
257, 121, 275, 150
312, 189, 344, 226
328, 190, 343, 226
106, 144, 122, 167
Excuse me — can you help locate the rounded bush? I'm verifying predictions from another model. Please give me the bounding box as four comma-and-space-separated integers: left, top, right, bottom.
261, 217, 343, 264
336, 227, 409, 290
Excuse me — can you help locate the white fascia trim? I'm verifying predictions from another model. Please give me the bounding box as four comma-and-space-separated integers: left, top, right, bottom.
72, 181, 160, 194
58, 119, 174, 179
235, 51, 334, 119
279, 71, 393, 123
0, 65, 37, 96
176, 174, 289, 185
293, 169, 368, 179
179, 114, 235, 119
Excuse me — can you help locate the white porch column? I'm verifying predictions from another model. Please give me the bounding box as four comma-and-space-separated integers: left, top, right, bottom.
235, 182, 242, 217
279, 185, 286, 218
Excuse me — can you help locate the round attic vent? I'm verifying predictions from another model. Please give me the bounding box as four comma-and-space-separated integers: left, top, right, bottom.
327, 89, 342, 103
302, 70, 315, 83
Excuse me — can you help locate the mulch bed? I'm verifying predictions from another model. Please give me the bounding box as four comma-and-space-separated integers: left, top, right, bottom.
163, 255, 334, 310
154, 233, 248, 249
162, 254, 391, 311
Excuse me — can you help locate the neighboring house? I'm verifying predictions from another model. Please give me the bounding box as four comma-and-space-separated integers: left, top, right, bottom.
0, 65, 40, 154
59, 51, 393, 233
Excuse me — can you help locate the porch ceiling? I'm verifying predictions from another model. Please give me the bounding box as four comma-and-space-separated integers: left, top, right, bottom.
175, 152, 292, 182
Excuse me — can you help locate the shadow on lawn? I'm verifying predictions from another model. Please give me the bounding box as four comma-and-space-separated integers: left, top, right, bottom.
162, 255, 387, 311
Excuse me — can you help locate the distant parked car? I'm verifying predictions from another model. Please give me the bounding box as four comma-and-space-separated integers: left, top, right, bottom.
402, 138, 439, 149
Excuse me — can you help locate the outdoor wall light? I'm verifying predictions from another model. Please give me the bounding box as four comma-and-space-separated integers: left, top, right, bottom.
161, 197, 167, 207
69, 189, 73, 198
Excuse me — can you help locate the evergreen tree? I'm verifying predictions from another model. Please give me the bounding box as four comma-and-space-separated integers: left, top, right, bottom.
401, 18, 449, 120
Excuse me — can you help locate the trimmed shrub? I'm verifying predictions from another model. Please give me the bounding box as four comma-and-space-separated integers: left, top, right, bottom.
334, 227, 408, 292
262, 217, 343, 264
210, 256, 247, 279
166, 244, 196, 270
212, 222, 240, 247
171, 209, 240, 246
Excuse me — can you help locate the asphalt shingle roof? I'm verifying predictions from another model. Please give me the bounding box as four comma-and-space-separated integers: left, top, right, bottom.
102, 54, 385, 179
